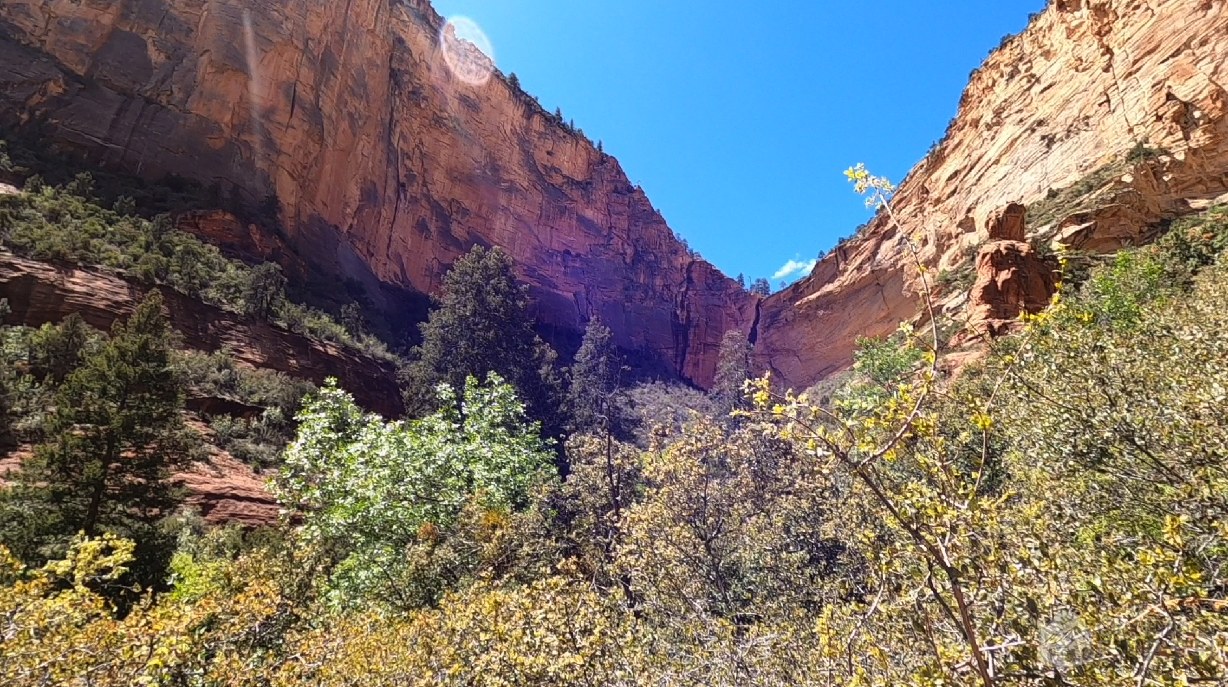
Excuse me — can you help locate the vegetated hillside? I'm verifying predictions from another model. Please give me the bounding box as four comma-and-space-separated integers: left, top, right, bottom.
0, 162, 403, 413
756, 0, 1228, 389
0, 0, 755, 386
4, 197, 1228, 684
0, 149, 409, 525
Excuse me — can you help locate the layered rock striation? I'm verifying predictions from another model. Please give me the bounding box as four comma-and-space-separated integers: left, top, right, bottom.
0, 0, 755, 387
0, 251, 403, 416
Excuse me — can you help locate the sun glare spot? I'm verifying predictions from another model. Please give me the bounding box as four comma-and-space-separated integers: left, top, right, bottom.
440, 16, 496, 87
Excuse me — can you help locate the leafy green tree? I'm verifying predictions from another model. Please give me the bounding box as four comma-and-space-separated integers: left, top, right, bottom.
749, 277, 771, 296
568, 316, 620, 434
402, 245, 563, 440
712, 329, 752, 412
277, 374, 555, 607
0, 291, 198, 589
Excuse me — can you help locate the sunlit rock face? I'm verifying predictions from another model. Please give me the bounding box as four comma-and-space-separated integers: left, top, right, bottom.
756, 0, 1228, 390
0, 0, 755, 386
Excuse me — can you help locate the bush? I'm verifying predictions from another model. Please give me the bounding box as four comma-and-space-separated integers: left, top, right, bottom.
1026, 160, 1127, 229
275, 375, 555, 608
615, 381, 718, 444
174, 349, 314, 469
936, 263, 976, 292
1125, 140, 1169, 163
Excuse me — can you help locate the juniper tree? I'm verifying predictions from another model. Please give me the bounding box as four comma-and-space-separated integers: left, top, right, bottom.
402, 246, 564, 444
0, 291, 198, 589
28, 312, 93, 384
242, 261, 286, 319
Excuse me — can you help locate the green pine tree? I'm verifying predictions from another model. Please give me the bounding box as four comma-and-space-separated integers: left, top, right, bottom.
568, 316, 620, 435
28, 312, 93, 384
402, 246, 564, 444
0, 291, 199, 589
242, 261, 287, 319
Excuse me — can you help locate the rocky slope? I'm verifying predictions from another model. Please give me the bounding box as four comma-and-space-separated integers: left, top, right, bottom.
0, 0, 755, 387
0, 251, 403, 416
1, 436, 280, 528
756, 0, 1228, 388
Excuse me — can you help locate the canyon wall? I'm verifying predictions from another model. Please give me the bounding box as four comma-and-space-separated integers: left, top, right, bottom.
756, 0, 1228, 388
2, 0, 1226, 394
0, 0, 755, 387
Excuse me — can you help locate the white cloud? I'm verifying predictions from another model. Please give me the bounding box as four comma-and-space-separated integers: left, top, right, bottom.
772, 257, 817, 281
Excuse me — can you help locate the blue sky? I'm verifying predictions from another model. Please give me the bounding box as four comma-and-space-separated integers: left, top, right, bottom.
432, 1, 1044, 287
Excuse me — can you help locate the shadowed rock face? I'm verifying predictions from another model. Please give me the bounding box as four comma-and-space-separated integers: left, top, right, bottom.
0, 0, 755, 387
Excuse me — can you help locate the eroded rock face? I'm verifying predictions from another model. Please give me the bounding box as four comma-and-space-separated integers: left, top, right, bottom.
0, 251, 403, 416
0, 0, 755, 386
1, 439, 280, 529
986, 203, 1027, 242
178, 453, 279, 527
756, 0, 1228, 390
176, 211, 293, 267
967, 240, 1058, 337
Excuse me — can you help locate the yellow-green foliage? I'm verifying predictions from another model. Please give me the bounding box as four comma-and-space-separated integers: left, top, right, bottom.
4, 205, 1228, 685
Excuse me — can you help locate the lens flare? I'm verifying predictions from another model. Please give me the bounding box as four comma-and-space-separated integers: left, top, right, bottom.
440, 16, 495, 86
242, 9, 268, 161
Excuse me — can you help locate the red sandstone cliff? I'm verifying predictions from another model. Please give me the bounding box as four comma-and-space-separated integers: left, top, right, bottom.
756, 0, 1228, 389
2, 0, 1226, 394
1, 434, 281, 528
0, 0, 755, 386
0, 251, 403, 416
